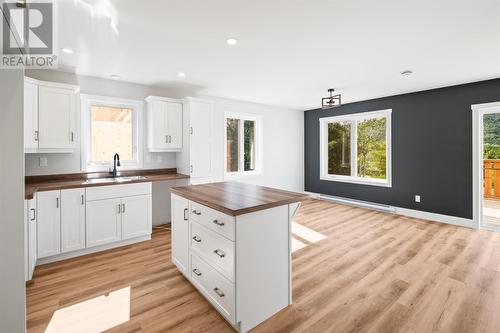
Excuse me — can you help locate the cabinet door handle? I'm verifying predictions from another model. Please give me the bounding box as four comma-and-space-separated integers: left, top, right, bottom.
192, 209, 201, 216
122, 203, 125, 213
34, 131, 39, 142
81, 194, 84, 205
118, 204, 121, 214
213, 249, 225, 258
56, 197, 59, 208
213, 219, 224, 226
213, 287, 225, 297
190, 127, 193, 135
192, 235, 202, 243
30, 208, 36, 221
70, 131, 74, 142
190, 165, 193, 174
192, 268, 202, 276
183, 208, 188, 221
165, 135, 168, 143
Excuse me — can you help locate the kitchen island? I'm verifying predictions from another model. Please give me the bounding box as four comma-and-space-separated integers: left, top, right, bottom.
170, 182, 307, 332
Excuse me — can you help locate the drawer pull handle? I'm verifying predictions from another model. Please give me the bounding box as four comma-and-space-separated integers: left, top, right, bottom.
192, 235, 202, 243
193, 268, 202, 276
214, 287, 225, 297
214, 249, 226, 258
213, 219, 225, 226
192, 210, 202, 216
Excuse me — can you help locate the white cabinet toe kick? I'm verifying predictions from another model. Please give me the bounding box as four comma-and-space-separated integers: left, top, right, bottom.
171, 192, 301, 333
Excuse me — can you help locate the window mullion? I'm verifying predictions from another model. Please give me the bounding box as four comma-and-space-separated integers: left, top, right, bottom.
351, 120, 358, 178
239, 119, 244, 173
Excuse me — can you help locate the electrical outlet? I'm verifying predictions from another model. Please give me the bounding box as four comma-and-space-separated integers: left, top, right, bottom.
415, 195, 421, 203
39, 157, 48, 167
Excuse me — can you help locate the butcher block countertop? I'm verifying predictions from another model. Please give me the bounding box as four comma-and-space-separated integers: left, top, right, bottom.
171, 182, 308, 216
25, 168, 189, 200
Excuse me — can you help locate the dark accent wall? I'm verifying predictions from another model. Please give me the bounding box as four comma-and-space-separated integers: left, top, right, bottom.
304, 78, 500, 219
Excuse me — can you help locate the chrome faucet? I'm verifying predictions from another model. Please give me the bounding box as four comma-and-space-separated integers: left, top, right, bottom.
110, 153, 121, 177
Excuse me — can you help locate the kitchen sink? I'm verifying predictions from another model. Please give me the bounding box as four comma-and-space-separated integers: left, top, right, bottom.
83, 176, 147, 185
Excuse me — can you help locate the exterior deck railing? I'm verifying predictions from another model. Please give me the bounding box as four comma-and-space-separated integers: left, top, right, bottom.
484, 159, 500, 198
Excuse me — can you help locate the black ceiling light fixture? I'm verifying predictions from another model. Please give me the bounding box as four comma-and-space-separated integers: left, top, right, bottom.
322, 88, 341, 109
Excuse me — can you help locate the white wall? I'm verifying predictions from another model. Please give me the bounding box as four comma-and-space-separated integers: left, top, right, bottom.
0, 69, 26, 332
206, 96, 304, 192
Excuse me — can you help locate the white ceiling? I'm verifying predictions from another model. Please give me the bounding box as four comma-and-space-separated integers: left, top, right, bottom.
55, 0, 500, 110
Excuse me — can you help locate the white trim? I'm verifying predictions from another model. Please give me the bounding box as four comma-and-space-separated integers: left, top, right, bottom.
319, 109, 392, 187
36, 235, 151, 265
471, 101, 500, 231
316, 193, 474, 229
80, 94, 144, 172
223, 112, 263, 179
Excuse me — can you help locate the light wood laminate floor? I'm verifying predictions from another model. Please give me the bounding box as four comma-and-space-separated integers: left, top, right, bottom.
27, 199, 500, 333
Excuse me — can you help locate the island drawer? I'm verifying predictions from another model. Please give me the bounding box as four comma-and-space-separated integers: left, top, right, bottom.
189, 201, 235, 241
191, 221, 234, 282
190, 253, 235, 325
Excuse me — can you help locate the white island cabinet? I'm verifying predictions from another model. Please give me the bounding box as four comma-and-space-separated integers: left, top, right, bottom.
171, 182, 305, 332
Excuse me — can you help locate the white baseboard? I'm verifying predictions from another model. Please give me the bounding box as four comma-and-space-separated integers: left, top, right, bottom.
312, 192, 476, 229
36, 235, 152, 265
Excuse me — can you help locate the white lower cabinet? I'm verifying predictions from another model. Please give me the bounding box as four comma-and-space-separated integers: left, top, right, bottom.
24, 196, 38, 281
37, 190, 61, 258
34, 183, 152, 264
171, 193, 293, 332
171, 194, 189, 274
61, 188, 86, 253
121, 195, 152, 240
86, 198, 122, 247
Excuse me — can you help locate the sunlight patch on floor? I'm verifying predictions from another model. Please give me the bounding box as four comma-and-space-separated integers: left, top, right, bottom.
291, 222, 327, 252
45, 286, 130, 333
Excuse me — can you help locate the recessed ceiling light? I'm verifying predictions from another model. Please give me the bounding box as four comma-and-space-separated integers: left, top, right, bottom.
226, 38, 239, 46
177, 72, 186, 78
401, 70, 413, 76
110, 74, 121, 80
61, 48, 74, 54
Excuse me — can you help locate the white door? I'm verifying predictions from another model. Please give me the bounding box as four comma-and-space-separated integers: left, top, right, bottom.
28, 197, 37, 280
121, 195, 152, 240
152, 100, 168, 150
171, 194, 189, 274
38, 85, 75, 149
167, 102, 183, 149
189, 101, 212, 180
37, 191, 61, 258
86, 198, 122, 247
61, 188, 86, 253
24, 80, 38, 150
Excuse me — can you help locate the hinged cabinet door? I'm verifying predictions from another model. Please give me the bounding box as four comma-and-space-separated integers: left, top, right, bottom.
151, 100, 169, 150
24, 80, 38, 150
61, 188, 86, 253
166, 102, 183, 149
121, 195, 152, 240
171, 194, 190, 274
86, 198, 122, 248
37, 191, 61, 258
38, 85, 75, 149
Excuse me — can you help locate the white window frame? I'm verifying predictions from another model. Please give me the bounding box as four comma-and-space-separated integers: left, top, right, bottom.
81, 94, 144, 172
319, 109, 392, 187
224, 112, 262, 179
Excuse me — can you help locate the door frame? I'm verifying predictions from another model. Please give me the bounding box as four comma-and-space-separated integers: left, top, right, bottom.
472, 101, 500, 232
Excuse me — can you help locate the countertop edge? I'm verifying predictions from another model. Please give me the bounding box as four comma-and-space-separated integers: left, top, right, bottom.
26, 173, 190, 200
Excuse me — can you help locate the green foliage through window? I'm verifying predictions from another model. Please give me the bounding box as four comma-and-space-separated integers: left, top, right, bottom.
484, 113, 500, 159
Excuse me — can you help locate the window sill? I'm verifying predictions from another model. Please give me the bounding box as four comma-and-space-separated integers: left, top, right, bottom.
320, 175, 392, 188
224, 171, 262, 180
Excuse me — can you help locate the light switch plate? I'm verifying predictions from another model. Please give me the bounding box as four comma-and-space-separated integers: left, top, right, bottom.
39, 157, 48, 167
415, 195, 421, 203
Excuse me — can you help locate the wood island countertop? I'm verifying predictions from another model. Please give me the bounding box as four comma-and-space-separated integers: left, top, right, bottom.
25, 168, 189, 200
171, 182, 308, 216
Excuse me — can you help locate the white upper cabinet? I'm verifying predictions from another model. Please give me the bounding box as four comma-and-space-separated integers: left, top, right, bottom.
146, 96, 183, 152
24, 77, 79, 153
24, 79, 39, 151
